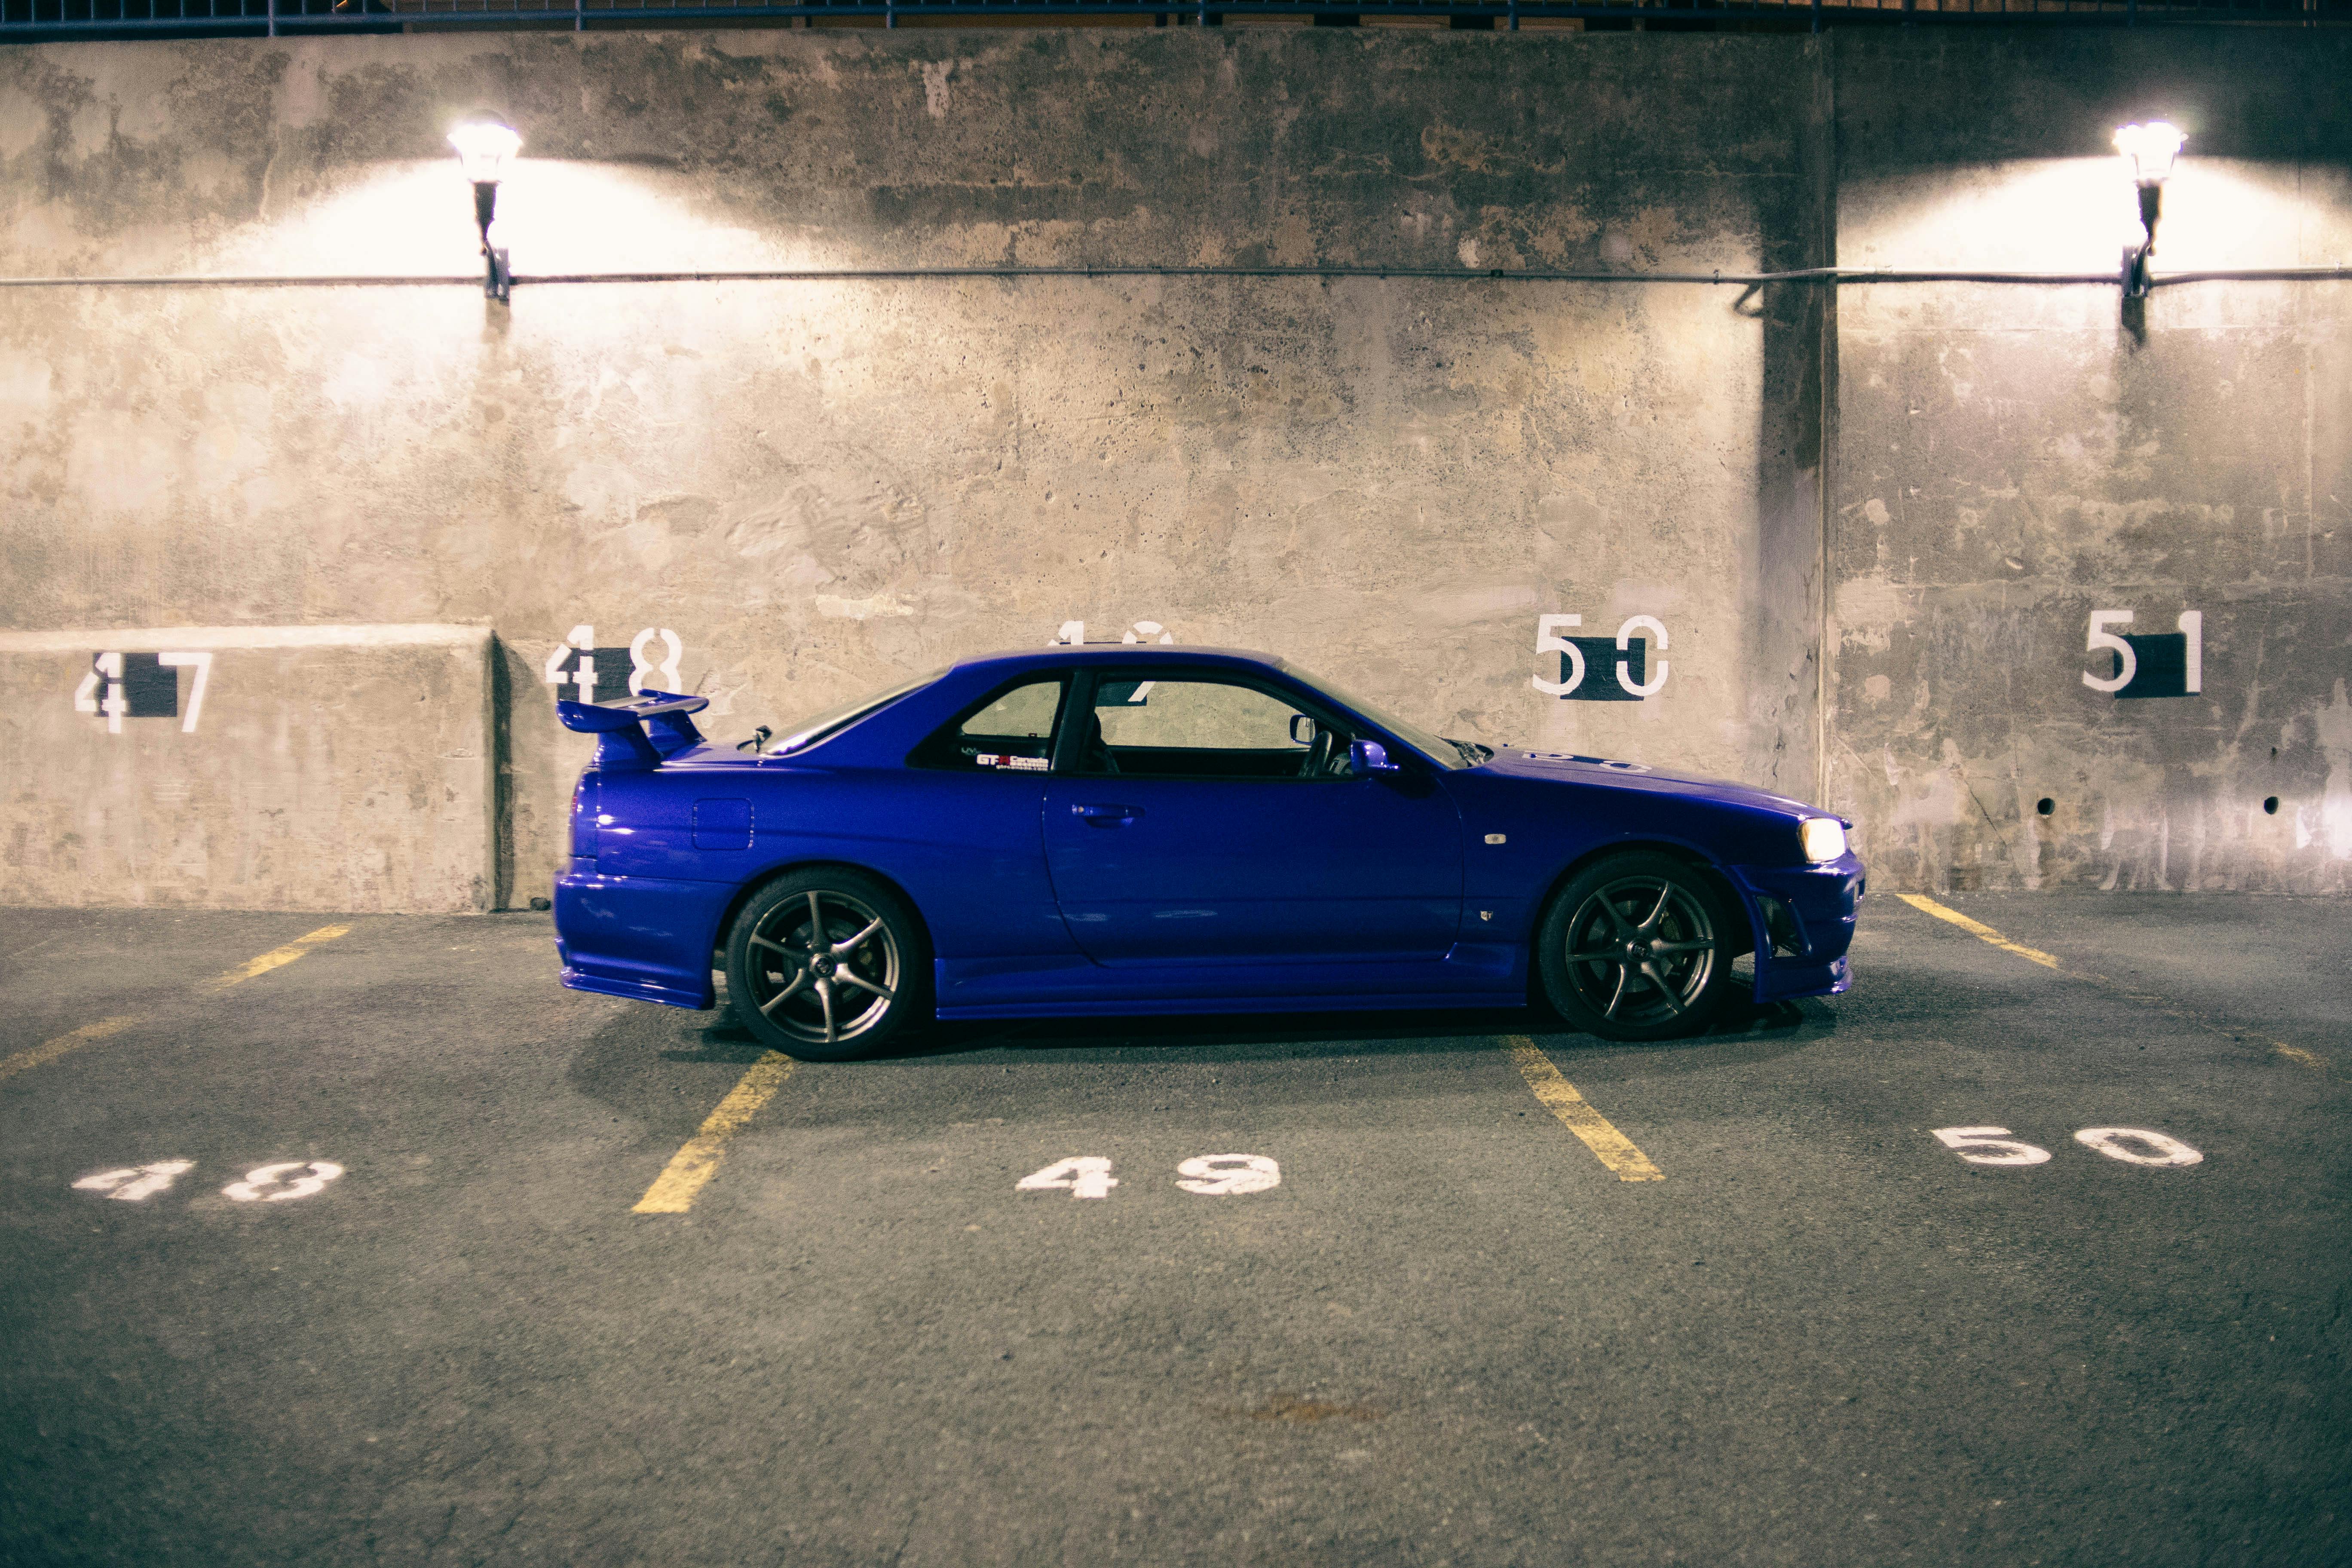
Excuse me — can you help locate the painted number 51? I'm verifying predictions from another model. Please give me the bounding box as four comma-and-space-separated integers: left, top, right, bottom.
2084, 609, 2202, 699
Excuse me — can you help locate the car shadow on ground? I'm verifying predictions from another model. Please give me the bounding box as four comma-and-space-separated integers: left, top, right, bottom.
655, 988, 1834, 1069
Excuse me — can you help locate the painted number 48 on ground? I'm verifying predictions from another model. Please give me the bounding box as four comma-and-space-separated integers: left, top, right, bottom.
71, 1159, 345, 1202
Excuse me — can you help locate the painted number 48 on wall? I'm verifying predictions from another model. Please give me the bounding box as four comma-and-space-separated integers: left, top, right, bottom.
544, 625, 684, 703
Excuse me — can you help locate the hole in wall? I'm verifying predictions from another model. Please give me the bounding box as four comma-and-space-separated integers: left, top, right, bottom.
2035, 798, 2055, 817
2263, 796, 2279, 816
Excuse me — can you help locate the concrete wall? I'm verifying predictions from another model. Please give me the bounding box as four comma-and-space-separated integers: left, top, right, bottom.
0, 27, 2343, 908
0, 625, 493, 911
1831, 31, 2352, 893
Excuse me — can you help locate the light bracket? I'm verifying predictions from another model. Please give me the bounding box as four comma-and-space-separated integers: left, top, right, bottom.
2113, 121, 2184, 303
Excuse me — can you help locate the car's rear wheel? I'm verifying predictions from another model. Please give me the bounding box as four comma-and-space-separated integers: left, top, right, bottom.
1536, 852, 1737, 1041
725, 870, 928, 1061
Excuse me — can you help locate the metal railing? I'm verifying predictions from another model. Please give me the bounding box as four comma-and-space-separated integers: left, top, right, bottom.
3, 0, 2345, 39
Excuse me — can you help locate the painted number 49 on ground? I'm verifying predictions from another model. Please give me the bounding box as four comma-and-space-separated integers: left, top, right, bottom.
1017, 1154, 1280, 1198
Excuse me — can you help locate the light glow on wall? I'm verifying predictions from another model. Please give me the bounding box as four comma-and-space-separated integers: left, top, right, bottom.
1843, 153, 2348, 332
193, 160, 791, 280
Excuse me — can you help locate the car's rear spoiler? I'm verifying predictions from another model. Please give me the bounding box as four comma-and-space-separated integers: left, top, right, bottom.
556, 690, 709, 770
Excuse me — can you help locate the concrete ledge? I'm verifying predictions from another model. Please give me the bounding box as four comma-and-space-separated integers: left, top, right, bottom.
0, 625, 494, 913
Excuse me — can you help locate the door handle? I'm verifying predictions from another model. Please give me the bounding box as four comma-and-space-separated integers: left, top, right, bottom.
1072, 802, 1142, 827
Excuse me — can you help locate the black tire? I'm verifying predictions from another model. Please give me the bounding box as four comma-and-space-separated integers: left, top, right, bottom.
1536, 851, 1739, 1041
724, 869, 930, 1062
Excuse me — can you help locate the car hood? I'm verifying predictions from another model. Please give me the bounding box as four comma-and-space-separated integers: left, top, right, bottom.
1480, 747, 1826, 817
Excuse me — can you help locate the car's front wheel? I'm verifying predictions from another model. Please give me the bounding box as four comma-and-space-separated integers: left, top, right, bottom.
1536, 852, 1738, 1041
725, 870, 928, 1061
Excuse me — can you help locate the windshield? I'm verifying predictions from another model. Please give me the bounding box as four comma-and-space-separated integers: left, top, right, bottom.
759, 668, 945, 756
1284, 662, 1476, 770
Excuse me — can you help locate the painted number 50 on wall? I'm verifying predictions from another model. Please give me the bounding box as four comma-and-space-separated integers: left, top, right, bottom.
1534, 615, 1670, 702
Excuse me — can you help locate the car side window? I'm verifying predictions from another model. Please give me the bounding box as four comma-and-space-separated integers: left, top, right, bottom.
1078, 675, 1347, 780
912, 677, 1068, 772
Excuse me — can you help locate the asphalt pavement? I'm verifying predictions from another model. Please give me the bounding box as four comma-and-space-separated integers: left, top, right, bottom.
1, 891, 2345, 1567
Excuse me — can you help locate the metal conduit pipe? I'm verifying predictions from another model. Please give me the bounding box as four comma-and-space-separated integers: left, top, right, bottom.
0, 264, 2348, 288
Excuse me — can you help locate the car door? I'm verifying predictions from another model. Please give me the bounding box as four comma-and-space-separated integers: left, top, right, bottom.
885, 671, 1078, 965
1041, 668, 1463, 965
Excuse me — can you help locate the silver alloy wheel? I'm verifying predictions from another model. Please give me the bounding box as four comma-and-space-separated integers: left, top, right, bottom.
1560, 873, 1719, 1029
742, 888, 901, 1047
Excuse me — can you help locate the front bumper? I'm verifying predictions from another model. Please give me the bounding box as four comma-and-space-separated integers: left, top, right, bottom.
1727, 854, 1865, 1002
553, 863, 731, 1011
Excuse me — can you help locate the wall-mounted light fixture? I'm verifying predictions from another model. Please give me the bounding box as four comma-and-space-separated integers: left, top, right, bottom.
448, 119, 522, 304
2113, 120, 2184, 300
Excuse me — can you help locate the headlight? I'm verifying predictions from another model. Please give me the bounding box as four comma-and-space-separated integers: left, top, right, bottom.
1798, 817, 1847, 862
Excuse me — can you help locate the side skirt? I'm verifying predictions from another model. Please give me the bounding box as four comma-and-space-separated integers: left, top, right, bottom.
936, 991, 1531, 1022
934, 941, 1526, 1019
561, 965, 714, 1011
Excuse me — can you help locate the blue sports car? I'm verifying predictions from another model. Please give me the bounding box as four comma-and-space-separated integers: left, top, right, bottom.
554, 646, 1863, 1060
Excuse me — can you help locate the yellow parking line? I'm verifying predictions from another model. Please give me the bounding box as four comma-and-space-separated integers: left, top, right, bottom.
4, 924, 356, 1089
1507, 1038, 1664, 1182
0, 1015, 144, 1085
633, 1051, 796, 1214
1896, 893, 2328, 1072
1896, 894, 2062, 969
200, 923, 351, 992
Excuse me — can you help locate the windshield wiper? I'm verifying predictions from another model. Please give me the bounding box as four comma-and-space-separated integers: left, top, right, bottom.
1446, 738, 1494, 766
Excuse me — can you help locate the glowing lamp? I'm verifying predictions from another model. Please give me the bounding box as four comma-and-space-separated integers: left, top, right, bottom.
2112, 121, 2185, 188
448, 120, 522, 186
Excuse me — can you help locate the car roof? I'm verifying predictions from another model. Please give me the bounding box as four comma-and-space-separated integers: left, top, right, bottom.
945, 646, 1295, 681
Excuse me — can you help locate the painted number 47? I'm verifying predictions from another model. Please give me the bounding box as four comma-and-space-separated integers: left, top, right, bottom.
73, 651, 212, 734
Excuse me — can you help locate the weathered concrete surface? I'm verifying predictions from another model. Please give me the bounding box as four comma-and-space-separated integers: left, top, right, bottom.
0, 28, 2344, 903
0, 31, 1823, 905
0, 625, 493, 911
1828, 31, 2352, 891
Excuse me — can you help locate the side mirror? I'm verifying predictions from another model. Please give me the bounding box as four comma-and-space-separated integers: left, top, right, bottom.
1348, 738, 1400, 776
1289, 714, 1319, 745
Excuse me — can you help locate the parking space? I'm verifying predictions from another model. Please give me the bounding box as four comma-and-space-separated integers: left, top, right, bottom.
3, 895, 2346, 1566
